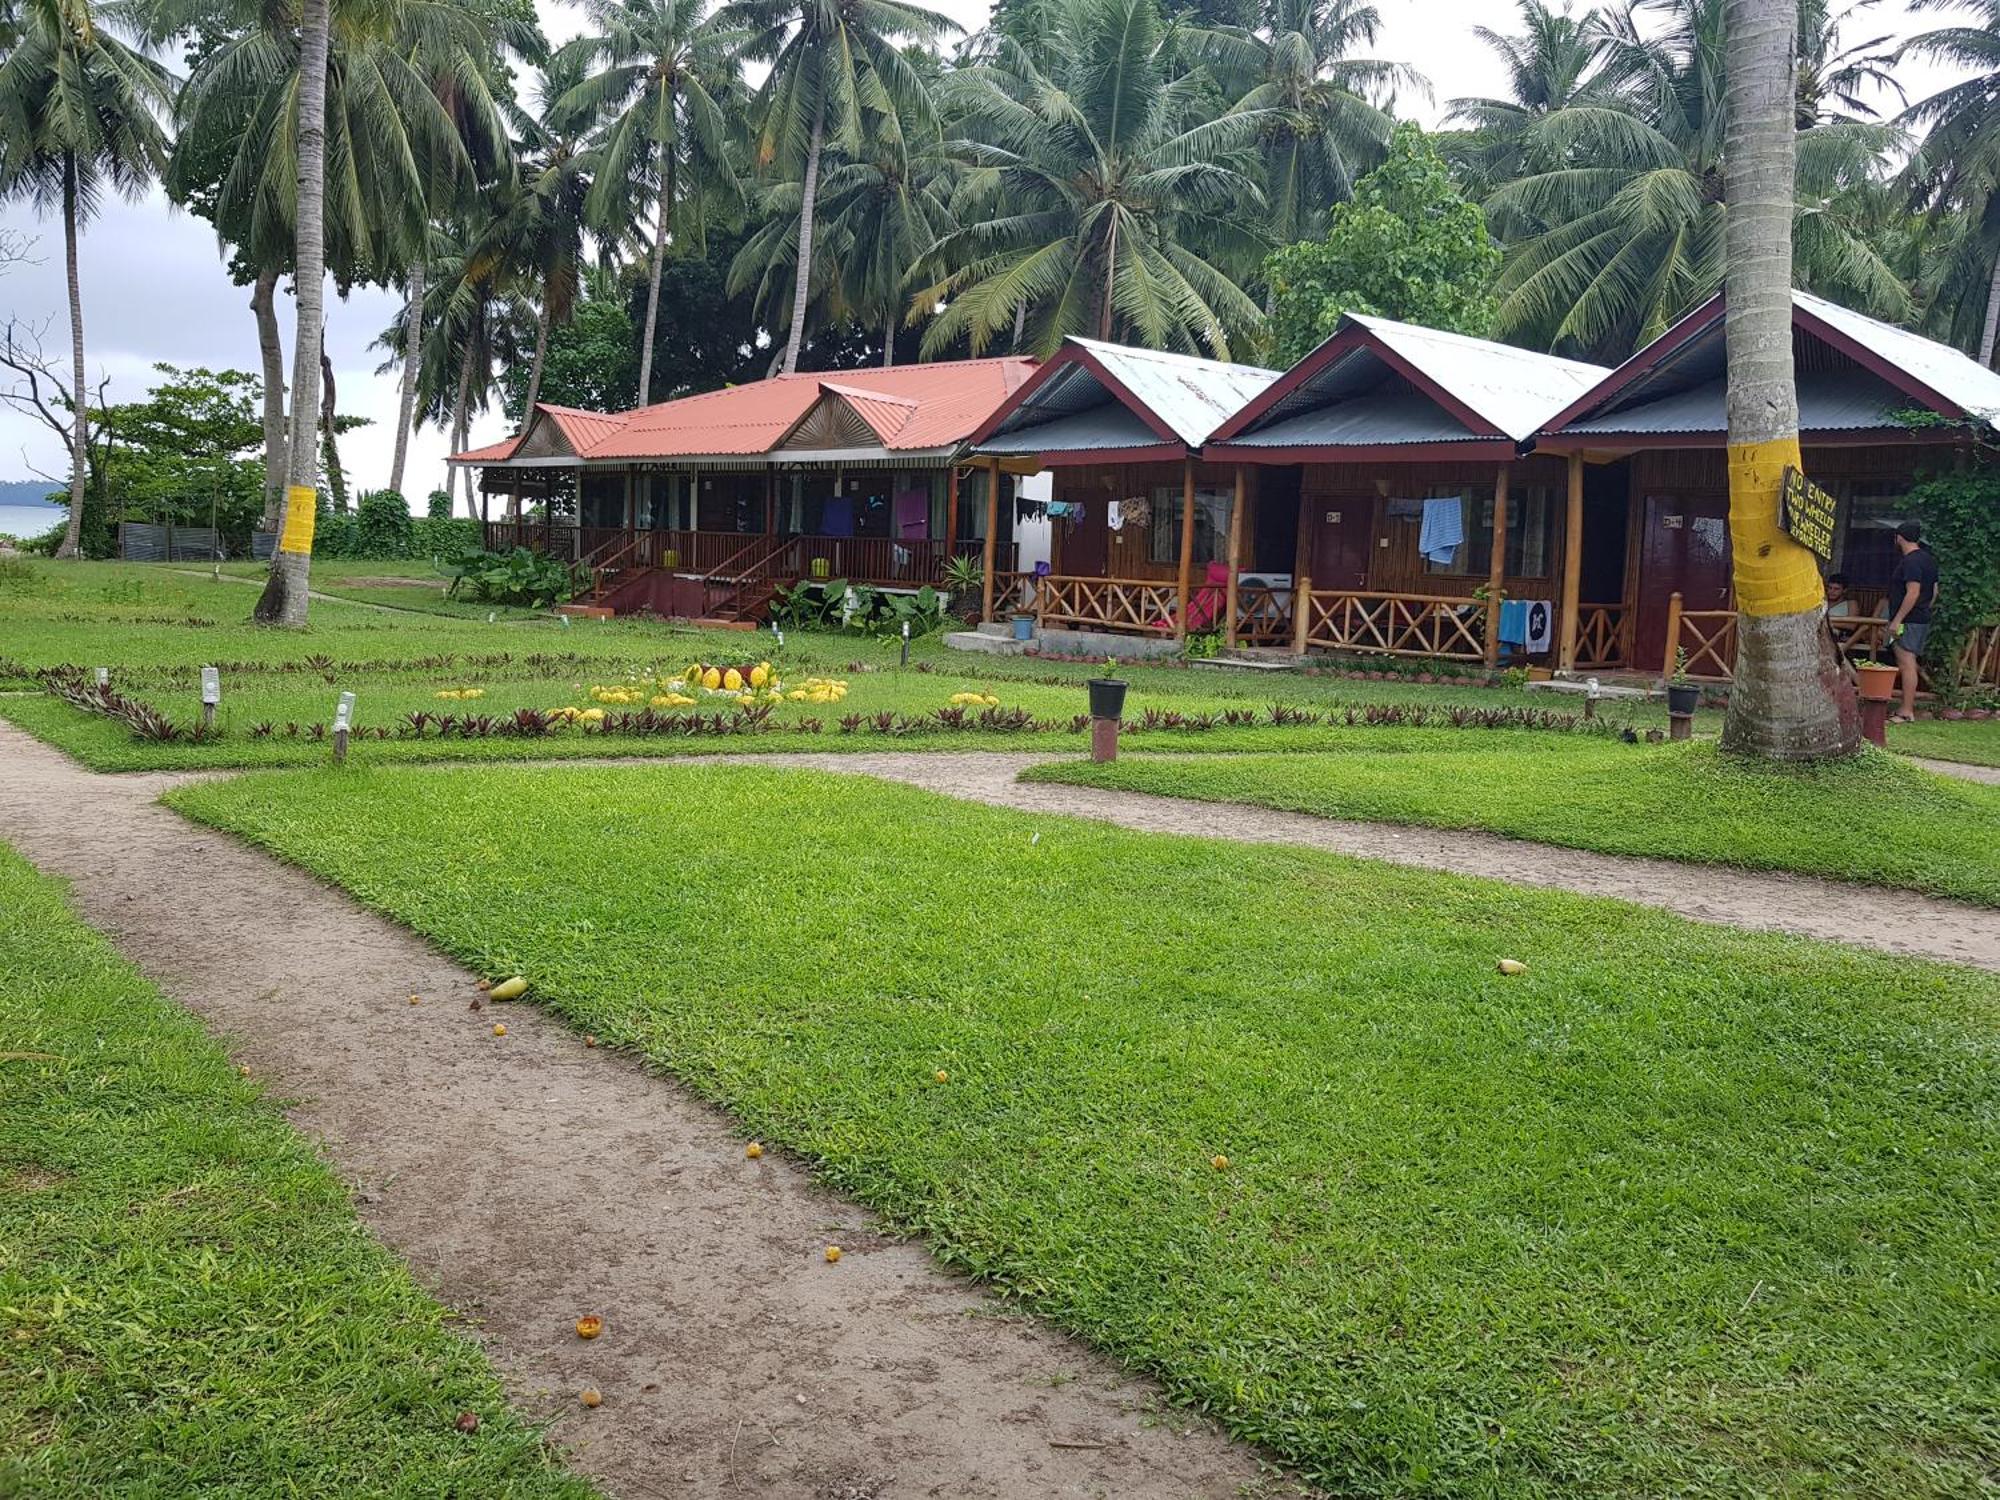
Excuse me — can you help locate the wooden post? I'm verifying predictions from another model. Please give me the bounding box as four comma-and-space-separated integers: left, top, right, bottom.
622, 467, 635, 530
1291, 575, 1312, 654
1662, 590, 1684, 681
1224, 465, 1245, 649
1175, 457, 1196, 639
1558, 451, 1584, 672
980, 457, 1000, 621
945, 464, 960, 552
764, 470, 776, 535
1483, 464, 1510, 668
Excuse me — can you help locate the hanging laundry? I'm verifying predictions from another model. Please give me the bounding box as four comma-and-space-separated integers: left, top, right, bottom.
821, 495, 855, 536
1521, 599, 1552, 652
1107, 500, 1125, 531
1418, 496, 1464, 565
1497, 597, 1529, 647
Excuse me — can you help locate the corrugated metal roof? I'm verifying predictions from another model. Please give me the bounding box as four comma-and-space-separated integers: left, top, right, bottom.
1221, 393, 1489, 448
1796, 290, 2000, 420
541, 404, 632, 454
1061, 337, 1281, 447
1558, 370, 1917, 436
976, 404, 1164, 454
1341, 315, 1609, 441
451, 436, 521, 464
819, 382, 918, 442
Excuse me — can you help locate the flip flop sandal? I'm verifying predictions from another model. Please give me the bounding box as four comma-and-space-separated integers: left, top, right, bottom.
1889, 714, 1915, 724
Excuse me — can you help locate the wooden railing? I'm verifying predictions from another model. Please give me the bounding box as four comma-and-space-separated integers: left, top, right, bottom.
1232, 586, 1293, 646
1296, 589, 1486, 660
1667, 603, 2000, 691
1673, 608, 1737, 680
483, 524, 982, 588
1572, 602, 1632, 670
1037, 575, 1180, 634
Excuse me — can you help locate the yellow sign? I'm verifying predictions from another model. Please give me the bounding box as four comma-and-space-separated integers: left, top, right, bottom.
1778, 465, 1837, 563
278, 485, 316, 555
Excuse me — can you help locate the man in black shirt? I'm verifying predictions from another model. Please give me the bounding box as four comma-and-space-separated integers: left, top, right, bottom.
1884, 519, 1939, 723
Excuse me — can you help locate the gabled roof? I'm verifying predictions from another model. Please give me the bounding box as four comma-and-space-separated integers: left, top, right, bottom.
450, 357, 1037, 466
970, 337, 1280, 460
1211, 314, 1608, 457
1541, 291, 2000, 443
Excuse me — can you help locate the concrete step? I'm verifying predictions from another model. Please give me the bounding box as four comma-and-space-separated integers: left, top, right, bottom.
1191, 653, 1301, 672
944, 630, 1024, 655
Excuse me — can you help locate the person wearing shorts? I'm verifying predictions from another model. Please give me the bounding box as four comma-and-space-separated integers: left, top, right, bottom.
1883, 520, 1939, 724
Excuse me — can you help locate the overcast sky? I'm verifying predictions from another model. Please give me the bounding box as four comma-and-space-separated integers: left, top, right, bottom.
0, 0, 1974, 513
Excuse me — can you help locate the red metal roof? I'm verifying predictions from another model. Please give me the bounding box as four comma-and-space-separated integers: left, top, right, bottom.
452, 435, 524, 463
451, 357, 1036, 465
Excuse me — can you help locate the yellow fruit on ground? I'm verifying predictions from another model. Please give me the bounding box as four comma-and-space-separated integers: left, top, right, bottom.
409, 994, 421, 1006
723, 667, 743, 691
492, 1023, 507, 1036
489, 976, 528, 1001
1211, 1154, 1230, 1171
737, 695, 755, 708
580, 708, 605, 723
745, 1142, 763, 1159
787, 689, 807, 701
824, 1246, 842, 1263
935, 1069, 950, 1083
684, 665, 702, 686
651, 695, 673, 708
1496, 958, 1528, 975
584, 1034, 599, 1048
580, 1388, 602, 1408
574, 1315, 603, 1340
750, 664, 769, 688
703, 667, 721, 690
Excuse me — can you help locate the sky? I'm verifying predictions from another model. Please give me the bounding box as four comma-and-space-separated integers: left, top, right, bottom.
0, 0, 1975, 515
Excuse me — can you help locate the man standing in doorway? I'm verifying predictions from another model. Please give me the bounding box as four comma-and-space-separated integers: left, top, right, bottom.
1883, 520, 1939, 724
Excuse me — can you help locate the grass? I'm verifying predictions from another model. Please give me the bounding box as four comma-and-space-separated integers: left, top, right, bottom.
169, 762, 2000, 1498
0, 841, 597, 1500
210, 559, 552, 619
1025, 740, 2000, 906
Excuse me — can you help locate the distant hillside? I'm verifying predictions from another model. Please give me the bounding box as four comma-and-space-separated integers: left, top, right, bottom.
0, 480, 61, 508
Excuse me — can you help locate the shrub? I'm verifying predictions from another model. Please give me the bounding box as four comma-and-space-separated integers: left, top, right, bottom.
425, 488, 453, 520
440, 545, 579, 608
354, 490, 415, 559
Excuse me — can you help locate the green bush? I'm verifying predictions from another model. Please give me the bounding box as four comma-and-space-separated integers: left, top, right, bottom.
425, 489, 453, 520
1910, 463, 2000, 686
353, 490, 414, 559
411, 516, 480, 558
440, 546, 579, 608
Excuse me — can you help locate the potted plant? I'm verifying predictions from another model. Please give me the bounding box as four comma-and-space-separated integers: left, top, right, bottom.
1087, 656, 1127, 721
1854, 658, 1899, 703
1665, 649, 1700, 716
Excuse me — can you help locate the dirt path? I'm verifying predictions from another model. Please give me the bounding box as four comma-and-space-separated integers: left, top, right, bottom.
691, 751, 2000, 973
0, 722, 1288, 1500
1912, 755, 2000, 786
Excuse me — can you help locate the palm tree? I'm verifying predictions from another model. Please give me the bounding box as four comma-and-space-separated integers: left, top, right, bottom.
0, 0, 173, 559
820, 135, 957, 363
554, 0, 742, 405
1718, 0, 1855, 757
1189, 0, 1422, 249
913, 0, 1273, 359
1479, 0, 1909, 360
723, 0, 956, 373
254, 0, 332, 626
1445, 0, 1612, 200
1899, 0, 2000, 365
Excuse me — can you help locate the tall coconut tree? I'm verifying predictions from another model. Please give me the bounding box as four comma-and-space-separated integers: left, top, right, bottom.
1188, 0, 1421, 249
253, 0, 332, 626
0, 0, 173, 559
914, 0, 1274, 359
1718, 0, 1856, 757
1445, 0, 1614, 202
722, 0, 955, 373
554, 0, 743, 405
1899, 0, 2000, 365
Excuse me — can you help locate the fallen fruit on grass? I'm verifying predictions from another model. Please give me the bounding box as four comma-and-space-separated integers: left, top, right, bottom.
237, 1064, 252, 1077
477, 978, 491, 992
580, 1388, 602, 1408
408, 994, 421, 1006
492, 1023, 507, 1036
1211, 1154, 1230, 1171
745, 1142, 763, 1159
934, 1069, 949, 1083
489, 976, 529, 1001
455, 1411, 481, 1433
824, 1246, 842, 1263
575, 1315, 603, 1339
1496, 958, 1529, 975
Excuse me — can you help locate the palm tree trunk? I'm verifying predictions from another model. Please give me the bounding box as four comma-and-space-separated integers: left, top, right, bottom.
1978, 248, 2000, 369
255, 0, 331, 627
56, 155, 87, 561
320, 346, 346, 513
388, 259, 424, 496
1717, 0, 1856, 759
251, 266, 287, 532
449, 338, 473, 514
521, 303, 552, 418
780, 95, 825, 376
1099, 211, 1118, 341
882, 313, 895, 368
1012, 301, 1025, 350
639, 148, 674, 404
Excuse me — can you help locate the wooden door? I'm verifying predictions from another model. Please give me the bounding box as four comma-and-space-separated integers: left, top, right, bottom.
1306, 496, 1372, 589
1636, 491, 1732, 669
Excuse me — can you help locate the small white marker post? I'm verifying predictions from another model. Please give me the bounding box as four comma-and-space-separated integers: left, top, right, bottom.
1584, 675, 1600, 721
487, 611, 496, 624
94, 667, 109, 688
560, 613, 571, 629
332, 691, 355, 765
900, 618, 911, 668
200, 666, 220, 731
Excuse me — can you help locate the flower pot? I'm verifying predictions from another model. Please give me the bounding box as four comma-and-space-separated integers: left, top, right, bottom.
1087, 677, 1128, 721
1665, 683, 1700, 716
1855, 662, 1898, 703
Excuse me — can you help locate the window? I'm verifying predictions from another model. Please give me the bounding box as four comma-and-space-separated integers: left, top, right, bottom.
1414, 483, 1554, 579
1147, 487, 1231, 566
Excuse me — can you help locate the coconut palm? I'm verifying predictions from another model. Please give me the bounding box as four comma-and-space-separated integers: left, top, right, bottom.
1898, 0, 2000, 365
1719, 0, 1855, 757
0, 0, 173, 558
1187, 0, 1423, 248
913, 0, 1273, 359
722, 0, 956, 373
1480, 0, 1909, 360
1445, 0, 1614, 201
553, 0, 743, 405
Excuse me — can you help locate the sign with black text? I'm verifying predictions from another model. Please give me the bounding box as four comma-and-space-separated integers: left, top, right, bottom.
1779, 466, 1837, 562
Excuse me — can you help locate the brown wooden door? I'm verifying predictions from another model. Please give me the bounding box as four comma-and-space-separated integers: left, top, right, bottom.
1307, 497, 1372, 589
1636, 491, 1733, 670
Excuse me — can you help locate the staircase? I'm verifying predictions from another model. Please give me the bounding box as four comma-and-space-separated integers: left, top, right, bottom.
702, 577, 779, 626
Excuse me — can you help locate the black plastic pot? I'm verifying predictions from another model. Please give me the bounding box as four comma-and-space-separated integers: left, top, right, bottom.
1087, 677, 1128, 721
1665, 683, 1700, 716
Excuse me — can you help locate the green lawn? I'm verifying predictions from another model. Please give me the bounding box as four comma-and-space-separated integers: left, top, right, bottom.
0, 841, 596, 1500
169, 763, 2000, 1498
1025, 740, 2000, 906
210, 559, 553, 619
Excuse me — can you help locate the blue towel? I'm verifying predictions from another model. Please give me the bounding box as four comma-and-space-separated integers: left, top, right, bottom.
1497, 598, 1530, 646
1418, 496, 1464, 565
